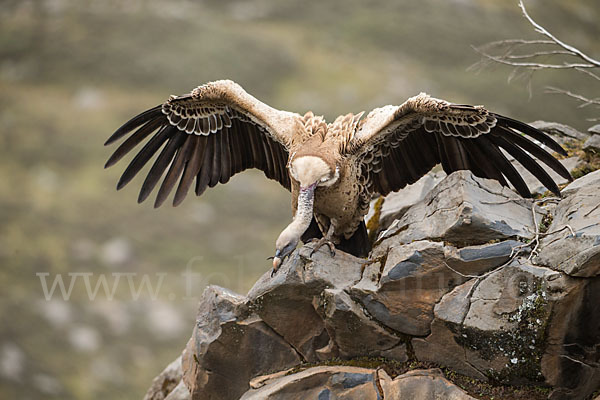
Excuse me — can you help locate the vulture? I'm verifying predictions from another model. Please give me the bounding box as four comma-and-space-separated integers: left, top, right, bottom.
105, 80, 571, 273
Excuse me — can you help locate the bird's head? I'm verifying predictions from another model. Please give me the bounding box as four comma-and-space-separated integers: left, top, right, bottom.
271, 227, 300, 272
290, 155, 339, 189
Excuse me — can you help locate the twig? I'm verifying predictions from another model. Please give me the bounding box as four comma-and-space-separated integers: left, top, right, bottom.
505, 50, 576, 60
472, 46, 594, 70
576, 67, 600, 82
479, 39, 556, 47
443, 242, 527, 299
527, 198, 575, 260
545, 87, 600, 108
443, 261, 497, 280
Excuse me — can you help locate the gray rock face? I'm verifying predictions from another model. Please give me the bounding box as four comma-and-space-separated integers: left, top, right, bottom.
240, 366, 381, 399
240, 367, 475, 400
584, 134, 600, 154
370, 170, 446, 232
537, 172, 600, 277
148, 157, 599, 400
380, 368, 476, 400
247, 246, 365, 361
181, 286, 302, 400
589, 124, 600, 135
349, 239, 523, 337
352, 240, 451, 336
413, 259, 593, 395
561, 169, 600, 196
530, 121, 590, 143
316, 288, 403, 359
379, 171, 541, 246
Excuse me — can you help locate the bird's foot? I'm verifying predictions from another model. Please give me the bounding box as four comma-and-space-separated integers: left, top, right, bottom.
309, 237, 336, 257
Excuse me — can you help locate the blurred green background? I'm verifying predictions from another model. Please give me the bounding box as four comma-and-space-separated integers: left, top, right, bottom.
0, 0, 598, 398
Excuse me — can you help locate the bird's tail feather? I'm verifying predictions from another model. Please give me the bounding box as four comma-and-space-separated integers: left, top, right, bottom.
337, 221, 370, 258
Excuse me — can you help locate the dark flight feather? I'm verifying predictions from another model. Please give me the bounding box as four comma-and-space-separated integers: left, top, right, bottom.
105, 118, 163, 168
105, 106, 162, 146
174, 136, 204, 206
116, 126, 171, 191
495, 126, 571, 181
195, 133, 214, 196
496, 115, 567, 156
489, 133, 561, 196
476, 136, 531, 197
154, 135, 196, 208
138, 131, 185, 203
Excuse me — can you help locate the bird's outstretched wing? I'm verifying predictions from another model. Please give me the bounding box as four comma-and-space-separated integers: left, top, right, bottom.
105, 80, 302, 207
349, 93, 571, 197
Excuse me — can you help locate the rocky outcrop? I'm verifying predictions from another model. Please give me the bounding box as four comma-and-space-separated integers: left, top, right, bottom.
377, 171, 543, 247
150, 125, 599, 400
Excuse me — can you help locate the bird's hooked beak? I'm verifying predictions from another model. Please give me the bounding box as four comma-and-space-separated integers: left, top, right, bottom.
269, 238, 299, 276
269, 249, 284, 276
272, 252, 283, 272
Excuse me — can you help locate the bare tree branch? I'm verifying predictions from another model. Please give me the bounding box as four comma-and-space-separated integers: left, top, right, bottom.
517, 0, 600, 68
471, 0, 599, 120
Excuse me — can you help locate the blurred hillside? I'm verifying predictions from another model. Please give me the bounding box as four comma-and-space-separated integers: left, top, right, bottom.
0, 0, 598, 399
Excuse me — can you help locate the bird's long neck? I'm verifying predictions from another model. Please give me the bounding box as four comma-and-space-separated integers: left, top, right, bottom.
283, 183, 316, 239
296, 183, 316, 227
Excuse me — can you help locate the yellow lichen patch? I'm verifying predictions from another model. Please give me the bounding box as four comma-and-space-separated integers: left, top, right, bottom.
366, 197, 385, 244
571, 150, 600, 180
555, 138, 600, 181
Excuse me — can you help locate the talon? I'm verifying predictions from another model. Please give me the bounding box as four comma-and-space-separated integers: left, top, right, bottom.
309, 237, 337, 257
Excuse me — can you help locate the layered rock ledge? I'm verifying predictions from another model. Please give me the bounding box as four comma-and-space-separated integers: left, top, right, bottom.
145, 126, 600, 400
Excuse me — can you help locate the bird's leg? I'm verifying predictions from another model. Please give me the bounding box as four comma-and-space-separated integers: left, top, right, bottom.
310, 220, 337, 257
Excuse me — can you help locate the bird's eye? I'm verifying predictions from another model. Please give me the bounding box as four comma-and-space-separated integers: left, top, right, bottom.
321, 177, 328, 182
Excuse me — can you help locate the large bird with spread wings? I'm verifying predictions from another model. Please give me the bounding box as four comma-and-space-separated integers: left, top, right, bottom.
105, 80, 571, 273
